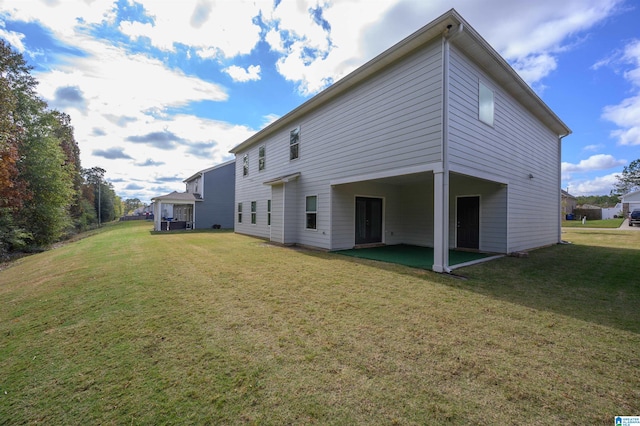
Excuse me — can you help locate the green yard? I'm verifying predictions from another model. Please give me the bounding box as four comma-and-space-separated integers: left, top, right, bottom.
561, 218, 625, 228
1, 221, 638, 424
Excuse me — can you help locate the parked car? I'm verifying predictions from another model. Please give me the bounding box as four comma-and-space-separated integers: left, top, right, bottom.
629, 209, 640, 226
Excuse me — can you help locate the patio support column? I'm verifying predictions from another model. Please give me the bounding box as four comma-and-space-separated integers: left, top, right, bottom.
154, 202, 162, 231
433, 170, 450, 273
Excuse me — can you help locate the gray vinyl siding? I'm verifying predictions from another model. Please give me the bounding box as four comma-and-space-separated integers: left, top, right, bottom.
447, 46, 560, 252
399, 181, 435, 247
235, 40, 444, 249
193, 162, 235, 229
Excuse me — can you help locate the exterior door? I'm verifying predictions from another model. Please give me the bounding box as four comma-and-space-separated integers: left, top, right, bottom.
457, 196, 480, 249
355, 197, 383, 245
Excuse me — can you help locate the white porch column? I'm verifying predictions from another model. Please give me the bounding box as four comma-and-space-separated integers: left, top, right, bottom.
154, 202, 162, 231
433, 170, 450, 273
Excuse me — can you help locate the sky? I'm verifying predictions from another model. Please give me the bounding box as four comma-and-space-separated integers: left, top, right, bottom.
1, 0, 639, 203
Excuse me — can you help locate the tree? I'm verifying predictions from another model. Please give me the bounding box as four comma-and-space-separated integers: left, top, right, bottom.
0, 39, 129, 254
83, 167, 106, 225
0, 40, 29, 210
16, 110, 76, 245
124, 198, 143, 215
613, 159, 640, 195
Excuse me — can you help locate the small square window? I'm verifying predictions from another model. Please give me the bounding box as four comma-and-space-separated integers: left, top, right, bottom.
290, 126, 300, 160
306, 195, 317, 230
479, 81, 494, 126
251, 201, 257, 224
258, 146, 266, 171
237, 202, 243, 223
243, 154, 249, 176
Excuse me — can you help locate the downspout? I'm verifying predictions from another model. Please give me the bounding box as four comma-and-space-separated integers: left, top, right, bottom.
437, 23, 463, 274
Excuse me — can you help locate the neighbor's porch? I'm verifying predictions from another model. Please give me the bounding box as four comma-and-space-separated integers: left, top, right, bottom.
151, 191, 200, 231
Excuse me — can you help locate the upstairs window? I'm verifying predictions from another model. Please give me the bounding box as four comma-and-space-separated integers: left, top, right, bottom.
479, 81, 494, 126
306, 195, 317, 230
243, 154, 249, 176
258, 145, 266, 171
237, 202, 243, 223
290, 126, 300, 160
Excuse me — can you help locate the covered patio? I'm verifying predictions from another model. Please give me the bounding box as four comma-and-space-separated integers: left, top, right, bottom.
335, 244, 501, 270
330, 168, 508, 272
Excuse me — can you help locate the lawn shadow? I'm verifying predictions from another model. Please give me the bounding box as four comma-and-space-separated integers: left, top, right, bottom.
444, 243, 640, 334
299, 242, 640, 334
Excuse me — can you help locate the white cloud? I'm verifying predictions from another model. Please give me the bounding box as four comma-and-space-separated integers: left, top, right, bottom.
27, 37, 233, 201
261, 113, 280, 129
119, 0, 263, 59
562, 154, 626, 175
0, 25, 26, 52
568, 173, 620, 195
601, 40, 640, 145
260, 0, 624, 95
510, 53, 557, 86
583, 144, 604, 152
1, 0, 117, 37
223, 65, 261, 82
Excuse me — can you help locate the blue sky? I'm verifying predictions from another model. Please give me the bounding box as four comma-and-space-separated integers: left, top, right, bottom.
1, 0, 639, 202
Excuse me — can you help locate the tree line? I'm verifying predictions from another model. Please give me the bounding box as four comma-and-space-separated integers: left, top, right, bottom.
1, 40, 122, 259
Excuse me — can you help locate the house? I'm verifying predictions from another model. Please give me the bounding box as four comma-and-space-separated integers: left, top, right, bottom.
151, 160, 235, 231
561, 190, 577, 218
229, 9, 571, 273
621, 189, 640, 217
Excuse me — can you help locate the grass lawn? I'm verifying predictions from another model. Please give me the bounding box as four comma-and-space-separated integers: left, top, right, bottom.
1, 221, 639, 424
562, 218, 625, 228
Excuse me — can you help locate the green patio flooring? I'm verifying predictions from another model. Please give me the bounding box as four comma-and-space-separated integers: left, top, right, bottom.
334, 244, 493, 270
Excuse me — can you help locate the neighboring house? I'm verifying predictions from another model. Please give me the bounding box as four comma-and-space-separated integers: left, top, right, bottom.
229, 9, 571, 273
184, 159, 235, 229
602, 203, 623, 220
151, 160, 235, 231
561, 190, 576, 218
621, 190, 640, 217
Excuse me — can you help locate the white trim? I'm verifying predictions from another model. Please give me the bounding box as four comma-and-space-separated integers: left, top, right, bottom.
264, 172, 301, 185
330, 164, 441, 186
449, 254, 504, 270
449, 164, 509, 185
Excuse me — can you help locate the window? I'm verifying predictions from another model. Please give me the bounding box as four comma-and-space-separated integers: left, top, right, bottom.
267, 199, 271, 226
243, 154, 249, 176
305, 195, 317, 230
251, 201, 257, 224
237, 202, 243, 223
290, 126, 300, 160
258, 146, 266, 171
479, 81, 494, 126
